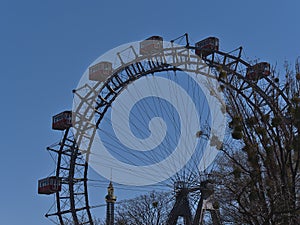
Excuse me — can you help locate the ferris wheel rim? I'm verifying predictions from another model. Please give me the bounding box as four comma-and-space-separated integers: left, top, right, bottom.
49, 37, 293, 225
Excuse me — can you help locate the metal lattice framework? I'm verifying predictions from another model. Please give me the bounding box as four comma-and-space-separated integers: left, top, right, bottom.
44, 35, 293, 225
46, 128, 94, 225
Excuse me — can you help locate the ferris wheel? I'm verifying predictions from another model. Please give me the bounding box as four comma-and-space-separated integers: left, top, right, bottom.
38, 33, 292, 225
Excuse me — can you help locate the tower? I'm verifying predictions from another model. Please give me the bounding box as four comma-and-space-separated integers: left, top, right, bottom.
105, 181, 117, 225
167, 181, 193, 225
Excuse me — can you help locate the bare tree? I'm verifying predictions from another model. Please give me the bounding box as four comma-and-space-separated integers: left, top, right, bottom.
212, 60, 300, 225
114, 191, 174, 225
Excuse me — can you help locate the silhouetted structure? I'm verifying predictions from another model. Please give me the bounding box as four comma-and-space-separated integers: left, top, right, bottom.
106, 181, 117, 225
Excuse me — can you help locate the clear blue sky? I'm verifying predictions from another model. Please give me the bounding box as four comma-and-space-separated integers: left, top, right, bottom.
1, 0, 299, 224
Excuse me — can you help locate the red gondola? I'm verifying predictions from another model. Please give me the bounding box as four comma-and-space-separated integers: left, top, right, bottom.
140, 36, 163, 55
246, 62, 271, 81
38, 176, 61, 195
52, 111, 72, 130
89, 61, 113, 82
195, 37, 219, 57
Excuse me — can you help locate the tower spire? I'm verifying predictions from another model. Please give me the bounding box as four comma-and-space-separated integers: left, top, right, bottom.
105, 180, 116, 225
